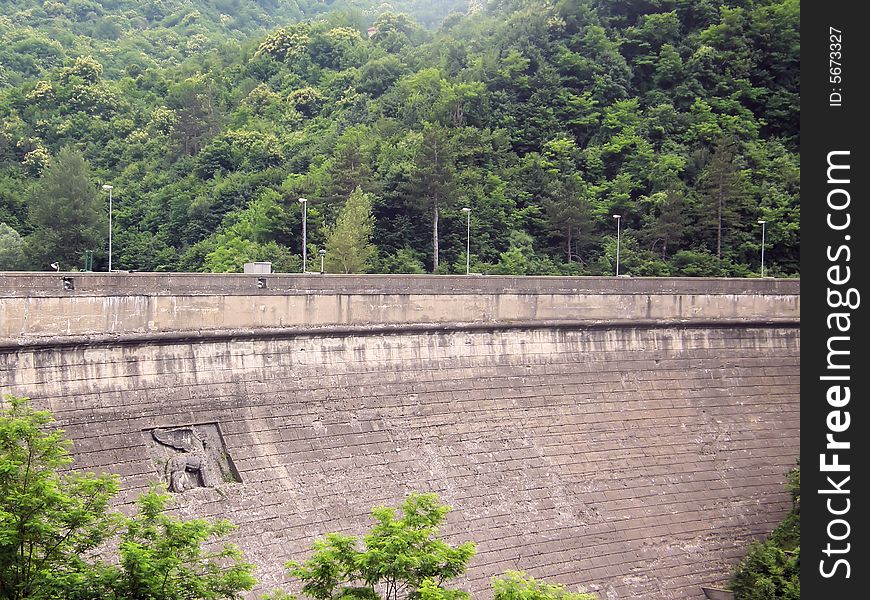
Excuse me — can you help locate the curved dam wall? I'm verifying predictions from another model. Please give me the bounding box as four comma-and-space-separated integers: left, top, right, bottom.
0, 275, 800, 600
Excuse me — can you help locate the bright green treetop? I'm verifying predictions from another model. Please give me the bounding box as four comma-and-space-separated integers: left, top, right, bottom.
324, 186, 376, 274
0, 396, 256, 600
0, 396, 119, 600
104, 489, 256, 600
287, 493, 476, 600
492, 572, 597, 600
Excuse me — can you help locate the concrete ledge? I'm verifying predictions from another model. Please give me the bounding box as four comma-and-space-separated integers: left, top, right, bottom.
0, 317, 800, 351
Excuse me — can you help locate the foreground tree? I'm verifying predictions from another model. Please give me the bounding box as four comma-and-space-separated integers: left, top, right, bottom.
103, 490, 256, 600
492, 572, 597, 600
287, 493, 476, 600
0, 396, 119, 600
0, 396, 256, 600
729, 466, 800, 600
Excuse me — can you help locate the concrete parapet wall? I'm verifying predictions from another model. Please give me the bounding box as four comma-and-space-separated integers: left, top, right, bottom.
0, 274, 799, 341
0, 273, 801, 297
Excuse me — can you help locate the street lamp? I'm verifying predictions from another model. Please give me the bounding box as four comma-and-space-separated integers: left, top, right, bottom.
298, 197, 308, 273
758, 219, 767, 277
613, 214, 621, 276
319, 249, 326, 274
461, 207, 471, 275
102, 184, 113, 272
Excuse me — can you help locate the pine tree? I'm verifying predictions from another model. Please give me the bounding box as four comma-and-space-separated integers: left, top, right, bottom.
544, 174, 592, 263
324, 187, 376, 274
25, 148, 106, 270
408, 124, 455, 272
648, 187, 688, 260
540, 137, 592, 263
700, 138, 745, 260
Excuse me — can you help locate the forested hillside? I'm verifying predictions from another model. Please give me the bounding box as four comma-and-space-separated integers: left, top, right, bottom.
0, 0, 799, 276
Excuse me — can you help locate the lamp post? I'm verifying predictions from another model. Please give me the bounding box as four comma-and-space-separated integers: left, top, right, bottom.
758, 219, 767, 277
319, 249, 326, 274
461, 207, 471, 275
613, 214, 621, 276
102, 184, 113, 271
298, 197, 308, 273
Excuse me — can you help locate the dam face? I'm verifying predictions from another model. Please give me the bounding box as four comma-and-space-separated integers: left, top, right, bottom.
0, 274, 800, 600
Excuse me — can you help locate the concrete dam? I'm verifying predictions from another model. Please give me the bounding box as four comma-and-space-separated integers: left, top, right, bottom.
0, 274, 800, 600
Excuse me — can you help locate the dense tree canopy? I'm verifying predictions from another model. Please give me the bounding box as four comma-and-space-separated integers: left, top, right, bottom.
492, 572, 596, 600
0, 0, 799, 276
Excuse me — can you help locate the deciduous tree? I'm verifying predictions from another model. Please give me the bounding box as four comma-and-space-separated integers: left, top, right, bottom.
105, 489, 256, 600
0, 396, 119, 600
492, 571, 596, 600
0, 396, 258, 600
0, 223, 26, 270
288, 493, 476, 600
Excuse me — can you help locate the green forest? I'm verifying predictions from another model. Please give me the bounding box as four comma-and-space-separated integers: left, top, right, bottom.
0, 0, 799, 277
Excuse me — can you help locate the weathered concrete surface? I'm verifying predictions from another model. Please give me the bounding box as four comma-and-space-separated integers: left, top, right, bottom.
0, 276, 800, 600
0, 273, 803, 298
0, 274, 799, 340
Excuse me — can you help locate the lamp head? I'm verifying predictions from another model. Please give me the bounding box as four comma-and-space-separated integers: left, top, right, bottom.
298, 197, 307, 203
613, 214, 621, 219
757, 219, 766, 224
461, 207, 471, 213
319, 249, 326, 256
102, 184, 113, 191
